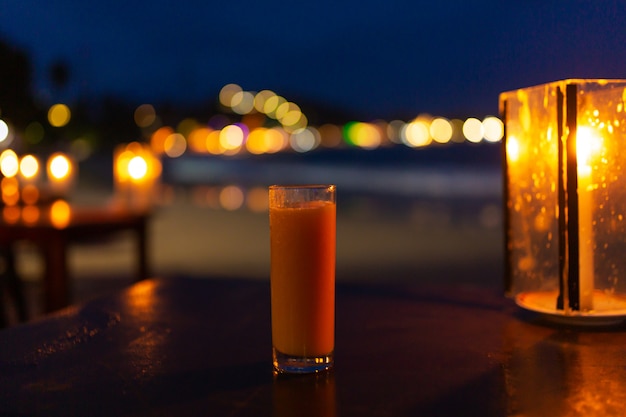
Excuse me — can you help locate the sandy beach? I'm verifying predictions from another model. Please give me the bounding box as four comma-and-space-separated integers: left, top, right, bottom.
10, 175, 504, 321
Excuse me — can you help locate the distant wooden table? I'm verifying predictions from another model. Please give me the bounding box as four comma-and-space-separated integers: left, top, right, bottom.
2, 277, 626, 416
0, 203, 150, 313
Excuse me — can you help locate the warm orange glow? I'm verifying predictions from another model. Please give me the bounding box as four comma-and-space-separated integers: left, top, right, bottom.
506, 136, 521, 164
150, 126, 174, 155
403, 119, 431, 147
163, 133, 187, 158
430, 118, 453, 144
188, 126, 212, 153
0, 149, 19, 177
463, 118, 484, 143
21, 184, 40, 205
1, 177, 19, 206
47, 153, 72, 180
128, 156, 148, 180
22, 205, 40, 224
576, 126, 602, 176
48, 103, 71, 127
50, 199, 71, 229
2, 205, 20, 224
19, 154, 39, 180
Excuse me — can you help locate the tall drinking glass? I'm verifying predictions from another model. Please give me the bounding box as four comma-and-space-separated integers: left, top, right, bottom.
269, 185, 336, 373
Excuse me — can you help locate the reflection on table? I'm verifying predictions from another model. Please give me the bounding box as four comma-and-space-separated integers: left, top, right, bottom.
1, 277, 625, 416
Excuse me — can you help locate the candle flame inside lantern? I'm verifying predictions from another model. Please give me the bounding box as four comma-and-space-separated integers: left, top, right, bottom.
506, 136, 521, 163
576, 126, 602, 178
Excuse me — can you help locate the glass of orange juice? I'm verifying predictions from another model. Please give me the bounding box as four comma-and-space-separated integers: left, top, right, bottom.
269, 185, 336, 373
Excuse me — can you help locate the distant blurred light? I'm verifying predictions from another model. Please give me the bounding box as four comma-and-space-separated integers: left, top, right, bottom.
24, 121, 44, 145
254, 90, 276, 113
266, 127, 289, 153
402, 119, 431, 147
177, 118, 198, 138
219, 185, 244, 210
128, 156, 148, 180
19, 154, 39, 180
0, 149, 19, 177
21, 184, 39, 205
2, 205, 20, 223
0, 119, 8, 143
219, 83, 242, 108
318, 124, 343, 148
290, 127, 320, 153
231, 91, 255, 115
48, 153, 72, 180
208, 114, 231, 130
429, 118, 453, 144
206, 130, 223, 155
246, 127, 269, 154
50, 199, 71, 229
164, 133, 187, 158
344, 122, 381, 149
264, 95, 286, 119
48, 103, 71, 127
246, 187, 269, 212
134, 104, 156, 128
22, 205, 39, 224
150, 126, 174, 155
463, 118, 484, 143
482, 116, 504, 142
188, 126, 212, 153
1, 177, 19, 206
220, 124, 245, 152
387, 120, 405, 144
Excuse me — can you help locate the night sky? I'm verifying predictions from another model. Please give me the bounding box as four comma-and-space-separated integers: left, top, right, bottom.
1, 0, 625, 120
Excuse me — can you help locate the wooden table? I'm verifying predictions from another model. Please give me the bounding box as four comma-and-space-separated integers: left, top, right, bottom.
1, 277, 626, 416
0, 203, 150, 313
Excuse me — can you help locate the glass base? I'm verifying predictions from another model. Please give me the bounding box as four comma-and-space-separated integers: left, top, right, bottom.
273, 348, 334, 374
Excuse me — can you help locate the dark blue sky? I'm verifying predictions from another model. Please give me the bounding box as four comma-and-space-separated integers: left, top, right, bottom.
1, 0, 625, 120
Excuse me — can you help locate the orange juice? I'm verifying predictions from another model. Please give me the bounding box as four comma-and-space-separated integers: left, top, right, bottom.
270, 200, 336, 357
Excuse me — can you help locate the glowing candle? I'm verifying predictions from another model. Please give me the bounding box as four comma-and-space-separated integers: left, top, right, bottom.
576, 127, 600, 311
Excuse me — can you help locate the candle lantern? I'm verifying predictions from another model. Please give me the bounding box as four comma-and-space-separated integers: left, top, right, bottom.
113, 142, 161, 211
501, 79, 626, 324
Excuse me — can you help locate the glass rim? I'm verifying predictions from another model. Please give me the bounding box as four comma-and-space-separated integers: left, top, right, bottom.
269, 184, 335, 190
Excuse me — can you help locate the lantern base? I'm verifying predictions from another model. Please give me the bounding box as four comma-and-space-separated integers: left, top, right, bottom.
516, 290, 626, 326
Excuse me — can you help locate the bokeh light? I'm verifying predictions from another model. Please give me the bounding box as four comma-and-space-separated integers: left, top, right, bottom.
482, 116, 504, 142
219, 185, 244, 210
429, 118, 453, 144
463, 118, 484, 143
402, 118, 431, 147
19, 154, 39, 180
48, 103, 71, 127
128, 156, 148, 180
0, 149, 19, 177
164, 133, 187, 158
0, 119, 9, 143
50, 199, 71, 229
134, 104, 156, 128
219, 84, 243, 108
48, 153, 72, 180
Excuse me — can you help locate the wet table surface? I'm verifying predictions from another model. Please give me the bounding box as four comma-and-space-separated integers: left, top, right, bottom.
1, 277, 626, 416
